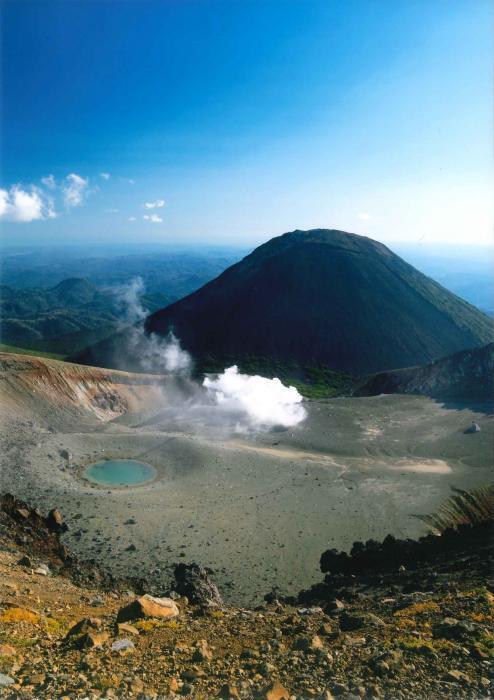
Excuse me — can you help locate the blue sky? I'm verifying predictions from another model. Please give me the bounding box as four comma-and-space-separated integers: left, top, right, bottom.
0, 0, 492, 247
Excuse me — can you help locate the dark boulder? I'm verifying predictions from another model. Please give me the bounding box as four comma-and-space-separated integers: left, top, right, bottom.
173, 562, 223, 607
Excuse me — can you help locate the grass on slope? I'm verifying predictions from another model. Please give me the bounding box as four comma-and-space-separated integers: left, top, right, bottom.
199, 353, 355, 398
0, 342, 66, 361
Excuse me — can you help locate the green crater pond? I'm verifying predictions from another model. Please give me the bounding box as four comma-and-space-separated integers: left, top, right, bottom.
84, 459, 156, 486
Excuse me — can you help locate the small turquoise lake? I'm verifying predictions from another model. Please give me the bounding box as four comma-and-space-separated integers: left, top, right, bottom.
84, 459, 156, 486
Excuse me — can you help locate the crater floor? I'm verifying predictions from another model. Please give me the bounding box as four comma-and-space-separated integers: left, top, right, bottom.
1, 366, 491, 604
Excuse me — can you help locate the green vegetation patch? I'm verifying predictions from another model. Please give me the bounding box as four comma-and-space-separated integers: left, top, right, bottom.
199, 354, 356, 398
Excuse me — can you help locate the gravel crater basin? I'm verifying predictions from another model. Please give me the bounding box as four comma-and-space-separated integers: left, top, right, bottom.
84, 459, 156, 486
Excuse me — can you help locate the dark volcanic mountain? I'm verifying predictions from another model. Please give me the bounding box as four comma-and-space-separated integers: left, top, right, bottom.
76, 229, 494, 375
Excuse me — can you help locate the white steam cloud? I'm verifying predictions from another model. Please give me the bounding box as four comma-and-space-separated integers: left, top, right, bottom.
204, 366, 306, 429
114, 278, 306, 432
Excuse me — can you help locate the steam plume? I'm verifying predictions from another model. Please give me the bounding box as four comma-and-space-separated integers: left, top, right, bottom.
203, 366, 306, 429
113, 278, 306, 432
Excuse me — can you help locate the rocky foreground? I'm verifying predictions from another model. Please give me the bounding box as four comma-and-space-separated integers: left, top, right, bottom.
0, 494, 492, 700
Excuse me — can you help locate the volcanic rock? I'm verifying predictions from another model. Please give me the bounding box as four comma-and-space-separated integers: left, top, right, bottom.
116, 594, 179, 622
258, 680, 290, 700
192, 639, 213, 662
0, 674, 15, 688
66, 618, 102, 638
111, 639, 135, 653
46, 508, 68, 533
73, 631, 109, 650
173, 562, 223, 606
339, 611, 385, 631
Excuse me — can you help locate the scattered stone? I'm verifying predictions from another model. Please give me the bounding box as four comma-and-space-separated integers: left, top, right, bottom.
117, 594, 179, 622
14, 507, 30, 520
339, 611, 385, 631
240, 648, 260, 660
17, 555, 32, 567
192, 639, 213, 662
65, 618, 102, 638
115, 622, 139, 636
87, 595, 105, 607
258, 680, 290, 700
111, 638, 135, 653
73, 631, 109, 650
297, 606, 323, 616
432, 617, 481, 641
34, 565, 49, 576
445, 670, 472, 684
0, 674, 15, 687
0, 645, 16, 657
331, 682, 349, 696
294, 635, 324, 652
218, 683, 240, 698
464, 422, 481, 434
46, 508, 68, 533
324, 599, 345, 613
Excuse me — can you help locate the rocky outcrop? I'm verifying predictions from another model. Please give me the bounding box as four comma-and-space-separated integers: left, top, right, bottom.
0, 493, 145, 593
355, 342, 494, 402
296, 519, 493, 608
173, 562, 224, 607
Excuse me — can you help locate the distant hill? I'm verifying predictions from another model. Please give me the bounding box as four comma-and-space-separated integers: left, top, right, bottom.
0, 278, 169, 356
0, 248, 242, 296
75, 229, 494, 376
354, 342, 494, 402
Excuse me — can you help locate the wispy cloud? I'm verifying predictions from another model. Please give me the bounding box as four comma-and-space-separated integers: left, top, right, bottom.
143, 199, 165, 209
63, 173, 89, 208
143, 213, 163, 223
129, 216, 137, 221
0, 185, 56, 222
357, 212, 372, 221
41, 174, 56, 189
99, 172, 111, 180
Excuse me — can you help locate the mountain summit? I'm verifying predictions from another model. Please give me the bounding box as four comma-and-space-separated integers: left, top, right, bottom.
77, 229, 493, 375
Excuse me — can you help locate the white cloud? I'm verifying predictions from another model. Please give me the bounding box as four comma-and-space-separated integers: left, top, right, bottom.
0, 185, 54, 222
357, 212, 372, 221
41, 174, 56, 189
143, 214, 163, 223
63, 173, 89, 208
128, 216, 137, 221
143, 199, 165, 209
0, 189, 10, 218
106, 208, 119, 214
100, 172, 111, 180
